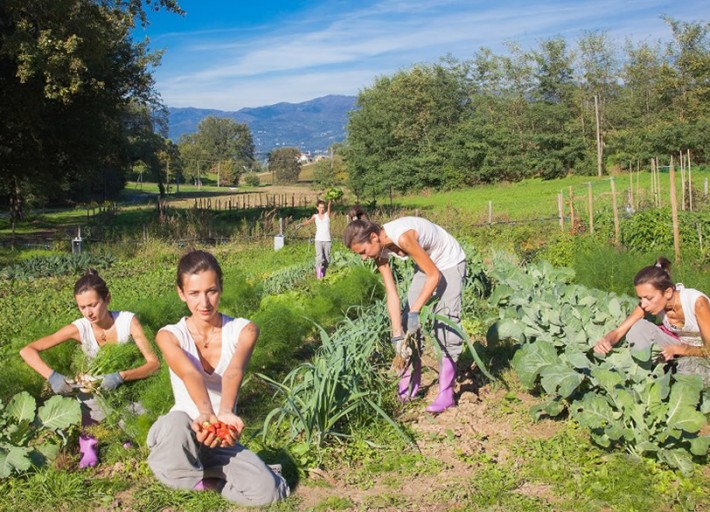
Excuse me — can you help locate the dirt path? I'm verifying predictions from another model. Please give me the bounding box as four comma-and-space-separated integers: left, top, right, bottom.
289, 355, 562, 511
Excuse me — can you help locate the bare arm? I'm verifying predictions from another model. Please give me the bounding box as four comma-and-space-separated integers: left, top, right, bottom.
327, 200, 332, 215
377, 260, 403, 336
397, 230, 441, 313
302, 214, 316, 226
218, 322, 258, 417
118, 316, 160, 381
19, 324, 81, 379
594, 305, 646, 355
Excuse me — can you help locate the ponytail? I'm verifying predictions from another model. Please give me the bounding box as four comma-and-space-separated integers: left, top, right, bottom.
633, 256, 674, 292
344, 205, 380, 248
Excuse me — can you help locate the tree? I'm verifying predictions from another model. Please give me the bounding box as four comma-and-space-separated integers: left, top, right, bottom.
178, 116, 254, 186
268, 147, 301, 184
0, 0, 182, 231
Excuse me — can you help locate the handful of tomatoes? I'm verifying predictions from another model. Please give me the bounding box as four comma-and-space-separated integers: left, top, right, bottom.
202, 421, 238, 441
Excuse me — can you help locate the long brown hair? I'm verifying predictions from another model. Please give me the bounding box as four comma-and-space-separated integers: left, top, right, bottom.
344, 205, 381, 248
633, 256, 674, 292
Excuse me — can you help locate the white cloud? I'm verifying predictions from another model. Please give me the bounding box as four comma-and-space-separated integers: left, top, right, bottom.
152, 0, 709, 109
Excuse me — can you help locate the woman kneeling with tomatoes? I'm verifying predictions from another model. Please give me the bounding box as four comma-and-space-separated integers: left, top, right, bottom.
146, 250, 289, 506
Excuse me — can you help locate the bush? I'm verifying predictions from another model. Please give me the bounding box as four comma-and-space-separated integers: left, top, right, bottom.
244, 173, 260, 187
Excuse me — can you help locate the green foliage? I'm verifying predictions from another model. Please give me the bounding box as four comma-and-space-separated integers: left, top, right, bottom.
259, 303, 409, 448
324, 187, 344, 201
0, 391, 81, 477
0, 252, 117, 281
178, 116, 255, 185
269, 147, 302, 184
0, 0, 182, 220
519, 423, 708, 511
488, 257, 708, 472
345, 19, 710, 197
243, 172, 261, 187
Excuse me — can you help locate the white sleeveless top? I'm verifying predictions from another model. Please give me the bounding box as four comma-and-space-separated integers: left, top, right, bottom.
382, 217, 465, 271
660, 284, 709, 347
160, 314, 250, 419
72, 311, 135, 358
314, 213, 331, 242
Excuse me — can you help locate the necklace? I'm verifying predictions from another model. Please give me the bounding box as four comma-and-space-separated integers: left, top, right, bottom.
187, 320, 220, 349
94, 322, 112, 344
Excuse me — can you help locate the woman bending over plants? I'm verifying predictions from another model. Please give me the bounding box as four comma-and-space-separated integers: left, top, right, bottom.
146, 250, 289, 506
19, 269, 160, 468
594, 257, 710, 379
344, 206, 467, 413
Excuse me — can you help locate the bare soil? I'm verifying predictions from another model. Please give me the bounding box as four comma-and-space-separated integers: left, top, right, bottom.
288, 354, 563, 511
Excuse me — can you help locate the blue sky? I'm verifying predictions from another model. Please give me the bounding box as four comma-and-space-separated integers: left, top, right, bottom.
138, 0, 710, 111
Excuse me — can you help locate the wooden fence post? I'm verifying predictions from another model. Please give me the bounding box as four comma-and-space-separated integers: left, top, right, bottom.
656, 157, 662, 207
611, 177, 619, 245
587, 182, 594, 235
651, 158, 656, 200
680, 150, 686, 211
688, 149, 693, 212
669, 157, 681, 262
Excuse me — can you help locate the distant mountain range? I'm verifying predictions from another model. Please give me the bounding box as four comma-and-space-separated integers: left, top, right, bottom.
168, 94, 357, 158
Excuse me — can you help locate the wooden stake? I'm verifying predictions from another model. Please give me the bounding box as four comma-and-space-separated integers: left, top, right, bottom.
594, 94, 603, 177
680, 150, 686, 211
650, 158, 656, 198
568, 186, 575, 228
656, 158, 663, 208
688, 149, 693, 211
587, 182, 594, 235
669, 157, 681, 262
611, 177, 619, 245
635, 158, 641, 208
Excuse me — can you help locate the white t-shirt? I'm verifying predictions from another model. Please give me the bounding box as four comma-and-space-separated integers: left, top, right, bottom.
72, 311, 135, 358
160, 314, 250, 419
382, 217, 465, 271
314, 212, 331, 242
661, 284, 709, 347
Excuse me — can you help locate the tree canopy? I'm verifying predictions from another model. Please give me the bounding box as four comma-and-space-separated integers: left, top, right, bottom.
268, 147, 302, 184
177, 116, 255, 186
0, 0, 182, 225
345, 18, 710, 199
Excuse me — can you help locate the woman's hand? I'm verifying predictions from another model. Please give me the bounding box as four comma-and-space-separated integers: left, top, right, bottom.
594, 335, 615, 355
216, 411, 244, 447
660, 344, 684, 361
192, 412, 221, 448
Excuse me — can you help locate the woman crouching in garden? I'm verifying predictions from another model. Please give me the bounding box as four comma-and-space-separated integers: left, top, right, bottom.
20, 269, 160, 468
146, 249, 289, 506
344, 206, 467, 413
594, 257, 710, 382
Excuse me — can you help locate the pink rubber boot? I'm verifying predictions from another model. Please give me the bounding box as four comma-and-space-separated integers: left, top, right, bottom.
425, 356, 457, 413
79, 434, 99, 468
397, 358, 421, 402
194, 477, 224, 492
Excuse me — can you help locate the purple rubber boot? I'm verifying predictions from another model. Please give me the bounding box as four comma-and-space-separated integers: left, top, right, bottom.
397, 358, 421, 402
425, 356, 457, 413
194, 477, 224, 492
79, 434, 99, 469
